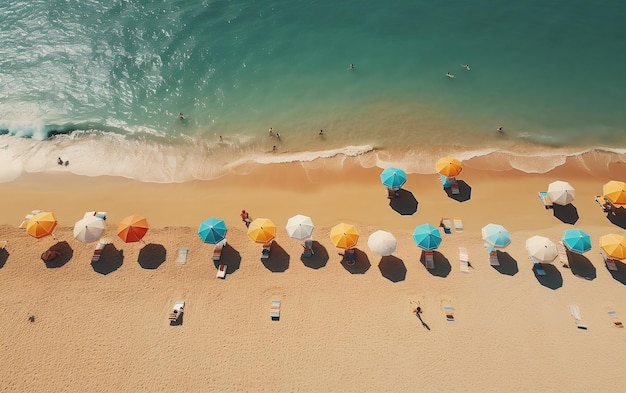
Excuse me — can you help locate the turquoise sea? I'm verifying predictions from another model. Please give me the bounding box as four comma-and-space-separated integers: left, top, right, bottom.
1, 0, 625, 182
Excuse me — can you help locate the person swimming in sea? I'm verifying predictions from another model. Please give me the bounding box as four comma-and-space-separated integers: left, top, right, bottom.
348, 63, 355, 70
462, 64, 470, 71
178, 112, 185, 120
446, 72, 455, 78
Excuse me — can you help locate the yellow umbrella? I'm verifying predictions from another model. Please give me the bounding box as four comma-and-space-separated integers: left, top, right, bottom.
436, 157, 463, 178
247, 218, 276, 244
330, 223, 359, 249
26, 212, 58, 239
603, 180, 626, 206
600, 234, 626, 260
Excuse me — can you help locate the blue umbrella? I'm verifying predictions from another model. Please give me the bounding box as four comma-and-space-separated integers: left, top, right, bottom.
198, 217, 228, 244
481, 223, 511, 249
562, 229, 591, 254
380, 167, 407, 189
412, 224, 442, 251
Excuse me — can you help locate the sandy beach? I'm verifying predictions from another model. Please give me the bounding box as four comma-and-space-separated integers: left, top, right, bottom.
1, 156, 625, 393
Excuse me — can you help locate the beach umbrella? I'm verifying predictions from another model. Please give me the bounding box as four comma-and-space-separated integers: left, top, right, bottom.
525, 235, 558, 263
547, 180, 575, 206
561, 229, 592, 254
73, 215, 106, 243
412, 224, 442, 251
26, 211, 58, 239
380, 167, 407, 189
436, 157, 462, 178
198, 217, 227, 244
481, 223, 511, 249
600, 234, 626, 260
367, 230, 397, 256
247, 218, 276, 244
117, 214, 149, 243
285, 214, 314, 240
603, 180, 626, 206
330, 223, 359, 249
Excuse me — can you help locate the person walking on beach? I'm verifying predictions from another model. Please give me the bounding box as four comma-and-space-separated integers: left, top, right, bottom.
497, 126, 504, 134
240, 210, 251, 228
319, 129, 324, 137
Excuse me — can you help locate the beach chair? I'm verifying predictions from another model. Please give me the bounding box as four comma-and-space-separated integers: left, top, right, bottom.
486, 245, 499, 266
450, 178, 460, 195
387, 188, 399, 199
600, 250, 618, 271
443, 304, 455, 322
459, 247, 469, 273
533, 262, 547, 276
343, 248, 356, 265
19, 209, 42, 229
608, 310, 624, 328
538, 192, 553, 209
270, 300, 281, 321
302, 239, 314, 257
91, 239, 107, 263
169, 300, 185, 323
440, 218, 452, 234
424, 250, 435, 269
0, 240, 7, 250
557, 241, 569, 267
213, 240, 226, 261
84, 211, 107, 220
176, 248, 188, 265
216, 264, 227, 279
568, 304, 588, 330
261, 241, 272, 260
453, 217, 463, 233
595, 196, 611, 212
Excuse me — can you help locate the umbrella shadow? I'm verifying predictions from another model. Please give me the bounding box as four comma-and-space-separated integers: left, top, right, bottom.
492, 251, 519, 276
0, 248, 8, 268
45, 241, 73, 268
213, 244, 241, 275
553, 204, 579, 224
608, 260, 626, 285
300, 240, 329, 269
378, 255, 407, 282
91, 244, 124, 275
340, 248, 371, 274
606, 208, 626, 229
138, 243, 166, 269
420, 250, 451, 277
261, 242, 290, 272
445, 180, 472, 202
534, 264, 563, 290
389, 189, 418, 215
566, 251, 596, 280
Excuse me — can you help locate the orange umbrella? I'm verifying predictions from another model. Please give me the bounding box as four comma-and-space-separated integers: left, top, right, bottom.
26, 211, 58, 239
247, 218, 276, 244
330, 223, 359, 249
600, 234, 626, 260
436, 157, 463, 178
603, 180, 626, 206
117, 214, 149, 243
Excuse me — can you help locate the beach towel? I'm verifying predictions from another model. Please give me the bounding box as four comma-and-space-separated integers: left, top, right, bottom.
176, 248, 189, 265
453, 217, 463, 233
608, 310, 623, 328
459, 247, 469, 273
569, 304, 588, 330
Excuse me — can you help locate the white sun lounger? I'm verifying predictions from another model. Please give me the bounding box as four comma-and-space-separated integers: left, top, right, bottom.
19, 209, 42, 229
169, 300, 185, 322
84, 211, 107, 220
440, 218, 452, 234
453, 217, 463, 233
459, 247, 469, 273
213, 240, 226, 261
216, 264, 227, 279
557, 241, 569, 266
176, 248, 189, 265
569, 304, 588, 330
270, 300, 281, 321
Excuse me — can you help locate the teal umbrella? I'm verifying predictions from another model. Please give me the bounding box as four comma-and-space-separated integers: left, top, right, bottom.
380, 167, 407, 189
412, 224, 442, 251
198, 217, 227, 244
481, 223, 511, 249
562, 229, 591, 254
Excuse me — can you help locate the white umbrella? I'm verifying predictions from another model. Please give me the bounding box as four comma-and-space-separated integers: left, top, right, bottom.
285, 214, 314, 240
73, 215, 106, 243
367, 230, 397, 256
526, 235, 558, 263
547, 180, 575, 206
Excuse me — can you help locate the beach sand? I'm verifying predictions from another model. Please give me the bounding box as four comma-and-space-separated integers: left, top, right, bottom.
1, 157, 625, 393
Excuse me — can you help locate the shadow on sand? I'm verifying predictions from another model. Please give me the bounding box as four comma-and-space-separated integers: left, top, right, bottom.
213, 244, 242, 274
608, 260, 626, 285
138, 243, 167, 269
45, 241, 73, 268
567, 251, 596, 280
492, 251, 519, 276
300, 240, 329, 269
340, 248, 370, 274
389, 189, 418, 215
91, 244, 124, 275
261, 242, 290, 272
553, 204, 579, 224
534, 264, 563, 289
378, 256, 407, 282
420, 250, 451, 277
0, 248, 8, 268
170, 313, 184, 326
445, 180, 472, 202
606, 208, 626, 229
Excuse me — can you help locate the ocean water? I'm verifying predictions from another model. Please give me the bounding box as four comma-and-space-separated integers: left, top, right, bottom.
1, 0, 625, 183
